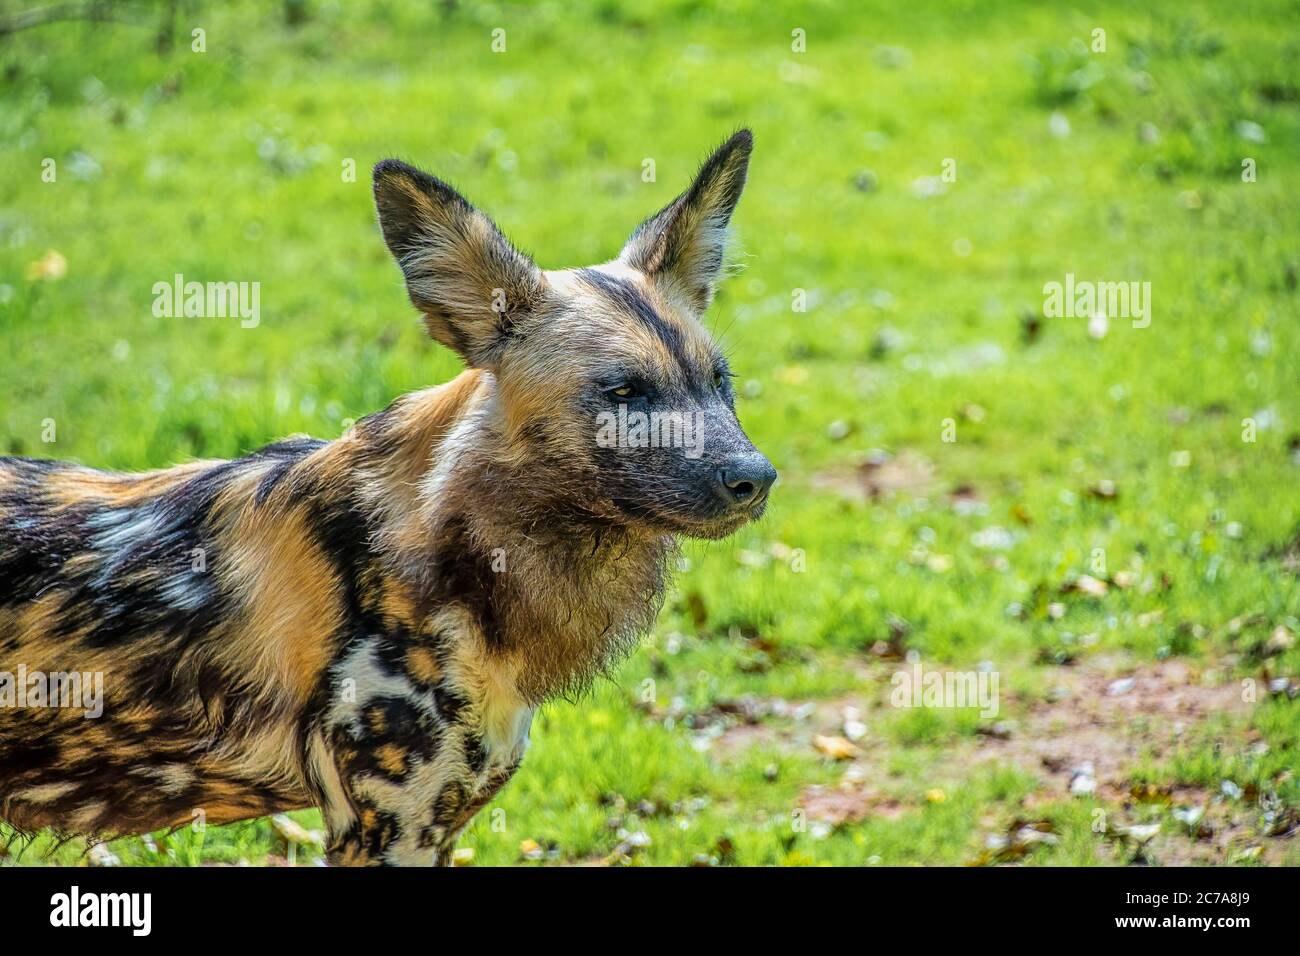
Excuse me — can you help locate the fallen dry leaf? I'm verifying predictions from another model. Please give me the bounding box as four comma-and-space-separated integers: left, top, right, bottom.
813, 734, 860, 760
1071, 574, 1109, 598
26, 250, 67, 281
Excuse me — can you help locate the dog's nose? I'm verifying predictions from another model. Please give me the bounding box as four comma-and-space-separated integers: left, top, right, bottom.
714, 454, 777, 508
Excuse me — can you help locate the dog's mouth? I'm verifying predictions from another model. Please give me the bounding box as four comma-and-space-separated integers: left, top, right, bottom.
676, 510, 759, 541
614, 496, 768, 541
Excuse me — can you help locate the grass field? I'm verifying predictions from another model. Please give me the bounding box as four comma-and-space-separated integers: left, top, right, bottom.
1, 0, 1298, 866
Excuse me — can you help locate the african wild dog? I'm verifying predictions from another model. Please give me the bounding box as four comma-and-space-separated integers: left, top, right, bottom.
0, 130, 775, 865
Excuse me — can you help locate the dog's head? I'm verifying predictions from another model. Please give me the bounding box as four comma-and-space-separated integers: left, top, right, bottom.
373, 130, 774, 540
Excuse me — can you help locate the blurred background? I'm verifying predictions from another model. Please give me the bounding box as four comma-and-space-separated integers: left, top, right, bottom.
1, 0, 1297, 866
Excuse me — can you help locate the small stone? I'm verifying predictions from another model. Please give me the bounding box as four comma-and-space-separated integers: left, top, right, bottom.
1070, 763, 1097, 796
1263, 626, 1294, 656
852, 170, 879, 193
827, 419, 853, 441
1108, 677, 1136, 696
1236, 119, 1267, 143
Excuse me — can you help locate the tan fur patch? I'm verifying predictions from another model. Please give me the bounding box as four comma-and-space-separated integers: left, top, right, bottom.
375, 744, 409, 776
406, 645, 442, 685
376, 370, 487, 497
210, 473, 343, 709
444, 619, 530, 754
45, 461, 222, 509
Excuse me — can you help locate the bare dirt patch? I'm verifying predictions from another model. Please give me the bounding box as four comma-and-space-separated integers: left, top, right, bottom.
968, 656, 1248, 801
800, 784, 908, 825
680, 654, 1286, 860
809, 450, 935, 500
692, 657, 1249, 799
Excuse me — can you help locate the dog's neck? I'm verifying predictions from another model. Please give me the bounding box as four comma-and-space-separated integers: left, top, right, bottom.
349, 369, 673, 702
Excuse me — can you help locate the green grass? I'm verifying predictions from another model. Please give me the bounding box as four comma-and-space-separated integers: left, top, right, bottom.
2, 0, 1298, 866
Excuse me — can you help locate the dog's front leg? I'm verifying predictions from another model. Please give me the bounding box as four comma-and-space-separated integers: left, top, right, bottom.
313, 635, 528, 866
317, 723, 473, 865
320, 728, 520, 866
315, 679, 484, 866
428, 762, 521, 865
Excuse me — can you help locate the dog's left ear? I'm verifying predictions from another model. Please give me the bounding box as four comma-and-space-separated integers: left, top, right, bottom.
373, 159, 547, 368
619, 129, 753, 313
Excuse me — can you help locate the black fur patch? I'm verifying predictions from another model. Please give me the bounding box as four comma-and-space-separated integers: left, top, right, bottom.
576, 268, 684, 356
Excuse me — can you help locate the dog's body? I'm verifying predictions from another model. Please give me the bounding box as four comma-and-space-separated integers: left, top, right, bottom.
0, 131, 773, 864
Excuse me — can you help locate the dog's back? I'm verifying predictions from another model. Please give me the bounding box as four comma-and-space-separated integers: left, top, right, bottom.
0, 442, 345, 836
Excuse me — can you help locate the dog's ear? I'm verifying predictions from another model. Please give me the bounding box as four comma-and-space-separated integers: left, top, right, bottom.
619, 129, 753, 313
373, 159, 547, 367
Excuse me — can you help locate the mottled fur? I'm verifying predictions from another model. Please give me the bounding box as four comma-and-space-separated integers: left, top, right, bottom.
0, 130, 772, 865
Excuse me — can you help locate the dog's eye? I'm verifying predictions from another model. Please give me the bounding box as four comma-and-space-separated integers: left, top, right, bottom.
712, 369, 727, 390
609, 384, 640, 400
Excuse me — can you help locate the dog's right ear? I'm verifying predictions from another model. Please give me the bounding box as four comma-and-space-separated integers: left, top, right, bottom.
373, 159, 547, 368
